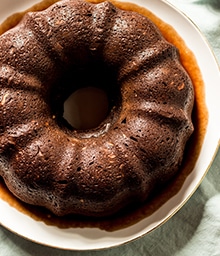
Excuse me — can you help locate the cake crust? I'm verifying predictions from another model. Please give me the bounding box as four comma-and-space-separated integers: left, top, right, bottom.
0, 0, 194, 216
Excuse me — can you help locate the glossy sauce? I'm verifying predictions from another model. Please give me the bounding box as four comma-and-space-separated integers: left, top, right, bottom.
0, 0, 208, 231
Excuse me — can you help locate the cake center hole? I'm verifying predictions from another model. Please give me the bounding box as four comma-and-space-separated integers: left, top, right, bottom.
63, 86, 109, 130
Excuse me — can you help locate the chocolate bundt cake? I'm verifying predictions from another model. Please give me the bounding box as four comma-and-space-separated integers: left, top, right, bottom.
0, 0, 194, 217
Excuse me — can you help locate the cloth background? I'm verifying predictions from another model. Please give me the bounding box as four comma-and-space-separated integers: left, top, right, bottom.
0, 0, 220, 255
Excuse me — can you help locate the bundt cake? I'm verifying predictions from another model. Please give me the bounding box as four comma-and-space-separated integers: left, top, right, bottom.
0, 0, 194, 217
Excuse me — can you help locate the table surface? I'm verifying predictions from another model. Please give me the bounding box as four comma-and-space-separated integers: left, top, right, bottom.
0, 0, 220, 255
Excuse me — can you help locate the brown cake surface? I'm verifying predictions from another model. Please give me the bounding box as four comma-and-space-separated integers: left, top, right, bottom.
0, 0, 194, 217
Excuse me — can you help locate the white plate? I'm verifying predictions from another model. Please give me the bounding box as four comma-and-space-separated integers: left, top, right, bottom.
0, 0, 220, 251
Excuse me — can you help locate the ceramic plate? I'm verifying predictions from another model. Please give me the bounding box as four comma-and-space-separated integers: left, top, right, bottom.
0, 0, 220, 251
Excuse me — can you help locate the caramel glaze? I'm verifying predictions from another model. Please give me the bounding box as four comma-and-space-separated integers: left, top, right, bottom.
0, 0, 208, 231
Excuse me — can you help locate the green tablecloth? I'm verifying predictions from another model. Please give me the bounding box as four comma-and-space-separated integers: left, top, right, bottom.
0, 0, 220, 255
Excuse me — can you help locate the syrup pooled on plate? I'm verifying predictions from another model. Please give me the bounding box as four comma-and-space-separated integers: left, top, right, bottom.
0, 0, 207, 231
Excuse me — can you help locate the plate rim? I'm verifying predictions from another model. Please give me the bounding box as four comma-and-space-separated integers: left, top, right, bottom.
0, 0, 220, 251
